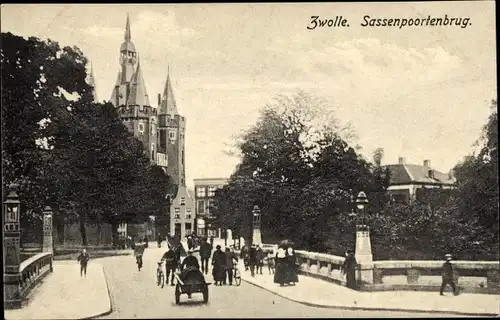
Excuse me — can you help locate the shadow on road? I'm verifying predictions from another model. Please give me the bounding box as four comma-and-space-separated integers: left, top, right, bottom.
170, 298, 208, 308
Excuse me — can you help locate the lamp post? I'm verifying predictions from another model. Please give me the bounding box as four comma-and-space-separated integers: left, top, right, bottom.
252, 205, 262, 246
354, 191, 374, 285
355, 191, 369, 230
42, 206, 54, 253
3, 184, 22, 308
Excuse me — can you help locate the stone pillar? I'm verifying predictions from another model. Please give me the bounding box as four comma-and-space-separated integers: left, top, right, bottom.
43, 206, 53, 253
355, 226, 374, 285
252, 205, 262, 246
3, 185, 22, 309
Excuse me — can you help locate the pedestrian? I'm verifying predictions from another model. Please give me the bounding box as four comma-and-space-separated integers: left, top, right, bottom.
77, 249, 90, 277
143, 235, 149, 248
157, 233, 162, 248
187, 235, 193, 250
256, 245, 265, 275
210, 236, 214, 247
248, 244, 258, 277
266, 249, 276, 274
341, 250, 357, 289
161, 245, 178, 286
211, 245, 226, 285
286, 247, 298, 285
224, 247, 238, 285
274, 247, 287, 286
199, 237, 212, 275
440, 254, 459, 296
240, 244, 250, 271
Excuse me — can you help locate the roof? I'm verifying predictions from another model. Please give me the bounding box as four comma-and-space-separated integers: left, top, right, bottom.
109, 70, 122, 106
383, 164, 456, 186
159, 73, 178, 115
126, 59, 150, 106
120, 13, 135, 52
193, 178, 229, 185
86, 62, 98, 102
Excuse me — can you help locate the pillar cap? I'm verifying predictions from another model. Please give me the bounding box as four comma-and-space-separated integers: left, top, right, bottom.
43, 206, 53, 213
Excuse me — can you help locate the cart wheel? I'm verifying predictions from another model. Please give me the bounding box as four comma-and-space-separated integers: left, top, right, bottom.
175, 285, 181, 305
202, 287, 209, 303
234, 269, 242, 286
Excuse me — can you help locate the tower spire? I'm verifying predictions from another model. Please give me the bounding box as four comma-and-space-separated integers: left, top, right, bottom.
125, 13, 131, 41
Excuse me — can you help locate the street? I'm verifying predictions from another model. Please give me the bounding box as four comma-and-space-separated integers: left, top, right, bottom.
97, 248, 459, 318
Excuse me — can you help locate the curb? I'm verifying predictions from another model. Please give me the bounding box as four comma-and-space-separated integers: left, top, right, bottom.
241, 278, 498, 317
81, 265, 113, 319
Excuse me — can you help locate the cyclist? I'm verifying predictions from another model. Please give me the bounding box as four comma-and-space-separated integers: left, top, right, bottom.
161, 245, 178, 286
134, 242, 146, 271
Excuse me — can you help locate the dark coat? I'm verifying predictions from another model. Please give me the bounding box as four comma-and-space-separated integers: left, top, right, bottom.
342, 254, 357, 289
248, 247, 258, 264
442, 261, 454, 280
181, 255, 200, 270
77, 253, 90, 265
211, 249, 226, 281
199, 242, 212, 259
256, 248, 265, 266
224, 251, 238, 268
162, 250, 178, 268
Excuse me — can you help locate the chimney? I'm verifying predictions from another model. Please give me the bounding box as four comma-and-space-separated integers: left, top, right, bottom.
428, 170, 435, 179
423, 160, 431, 168
398, 157, 406, 165
157, 93, 161, 107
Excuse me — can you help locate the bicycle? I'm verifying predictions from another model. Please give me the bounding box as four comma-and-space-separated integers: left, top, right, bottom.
156, 261, 165, 288
232, 263, 242, 286
136, 254, 143, 271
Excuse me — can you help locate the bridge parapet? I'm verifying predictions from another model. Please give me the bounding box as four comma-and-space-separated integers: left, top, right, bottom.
295, 250, 347, 284
19, 252, 53, 303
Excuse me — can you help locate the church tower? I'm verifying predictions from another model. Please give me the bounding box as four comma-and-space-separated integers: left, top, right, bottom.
158, 69, 194, 238
109, 14, 157, 163
86, 62, 98, 103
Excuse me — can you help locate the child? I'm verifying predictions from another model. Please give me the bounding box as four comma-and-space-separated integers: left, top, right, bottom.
77, 249, 90, 277
266, 250, 275, 274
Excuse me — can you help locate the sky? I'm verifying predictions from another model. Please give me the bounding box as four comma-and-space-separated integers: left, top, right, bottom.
2, 2, 497, 188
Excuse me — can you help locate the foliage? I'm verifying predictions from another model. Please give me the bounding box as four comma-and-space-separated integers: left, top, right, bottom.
213, 92, 498, 261
212, 92, 390, 250
2, 32, 171, 245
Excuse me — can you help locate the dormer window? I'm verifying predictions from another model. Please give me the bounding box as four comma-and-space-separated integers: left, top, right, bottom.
180, 197, 186, 205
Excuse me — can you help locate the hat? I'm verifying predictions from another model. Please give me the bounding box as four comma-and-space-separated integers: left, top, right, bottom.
216, 245, 221, 250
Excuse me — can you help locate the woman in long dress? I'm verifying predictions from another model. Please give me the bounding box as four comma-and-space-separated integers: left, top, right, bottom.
285, 247, 299, 285
273, 247, 287, 286
341, 250, 357, 289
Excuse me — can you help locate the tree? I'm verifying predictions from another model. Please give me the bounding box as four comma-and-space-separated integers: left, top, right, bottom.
2, 32, 173, 246
212, 91, 389, 251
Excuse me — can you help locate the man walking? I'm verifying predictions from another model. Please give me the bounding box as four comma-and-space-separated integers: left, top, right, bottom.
440, 254, 459, 296
224, 247, 238, 285
199, 237, 212, 275
248, 244, 258, 277
77, 249, 90, 277
161, 245, 178, 286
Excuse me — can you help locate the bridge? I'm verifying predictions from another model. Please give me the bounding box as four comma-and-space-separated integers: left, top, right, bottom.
4, 237, 499, 319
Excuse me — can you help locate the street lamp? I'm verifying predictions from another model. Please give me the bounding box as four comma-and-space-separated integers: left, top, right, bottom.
252, 205, 261, 246
356, 191, 369, 229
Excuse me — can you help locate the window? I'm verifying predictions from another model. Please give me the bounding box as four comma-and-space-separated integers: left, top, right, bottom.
197, 200, 205, 214
196, 187, 206, 198
180, 197, 186, 205
208, 186, 217, 197
174, 208, 180, 219
169, 131, 176, 140
207, 199, 215, 215
151, 143, 155, 161
186, 209, 192, 219
138, 123, 145, 133
185, 223, 192, 235
160, 130, 166, 149
150, 120, 156, 135
182, 150, 184, 165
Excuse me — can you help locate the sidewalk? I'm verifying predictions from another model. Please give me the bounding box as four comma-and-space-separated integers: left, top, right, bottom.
5, 261, 112, 320
237, 261, 500, 316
